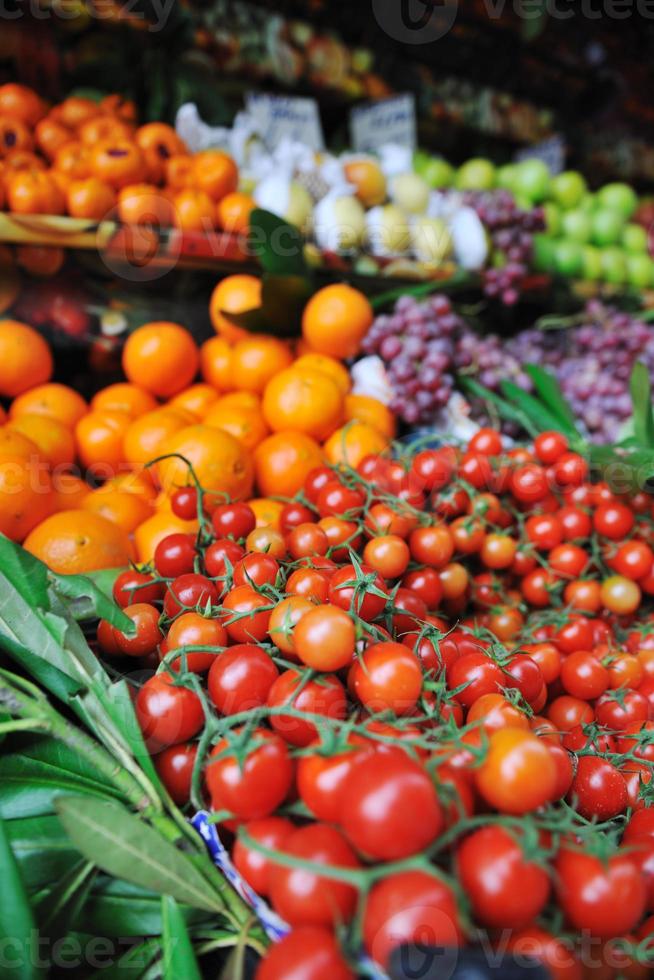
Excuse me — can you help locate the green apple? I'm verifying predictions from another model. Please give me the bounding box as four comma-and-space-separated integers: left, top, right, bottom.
455, 158, 496, 191
591, 209, 625, 246
513, 159, 550, 204
561, 209, 593, 243
622, 223, 648, 253
532, 234, 556, 272
578, 194, 596, 212
497, 164, 517, 190
597, 182, 638, 220
543, 202, 562, 235
414, 154, 454, 189
626, 253, 654, 288
550, 170, 587, 209
581, 245, 602, 281
600, 247, 628, 284
553, 240, 583, 277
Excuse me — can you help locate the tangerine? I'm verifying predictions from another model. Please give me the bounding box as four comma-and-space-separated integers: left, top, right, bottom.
6, 170, 64, 214
9, 383, 87, 429
172, 189, 215, 231
51, 472, 91, 512
164, 154, 194, 190
122, 321, 199, 398
0, 320, 53, 397
15, 245, 65, 277
216, 191, 255, 234
204, 401, 269, 451
0, 84, 46, 127
192, 150, 238, 202
91, 382, 158, 418
78, 116, 134, 147
99, 94, 138, 123
24, 509, 133, 573
0, 116, 34, 157
344, 393, 396, 439
254, 431, 324, 498
54, 142, 92, 181
200, 336, 234, 391
7, 414, 75, 469
168, 383, 218, 419
157, 424, 253, 500
293, 353, 351, 395
123, 408, 189, 472
0, 453, 53, 541
117, 184, 174, 226
135, 123, 187, 183
262, 367, 344, 441
51, 96, 100, 130
134, 511, 198, 565
231, 335, 294, 393
82, 485, 153, 533
324, 420, 389, 468
34, 117, 74, 161
302, 283, 373, 359
0, 427, 40, 460
209, 274, 261, 343
66, 177, 116, 220
89, 139, 146, 190
75, 410, 130, 473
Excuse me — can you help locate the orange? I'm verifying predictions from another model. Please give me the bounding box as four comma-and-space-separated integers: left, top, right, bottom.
343, 159, 387, 207
192, 150, 238, 202
324, 420, 389, 469
78, 116, 134, 147
99, 94, 138, 124
135, 123, 187, 183
7, 414, 75, 469
3, 150, 46, 173
0, 453, 53, 542
0, 117, 34, 157
104, 470, 157, 504
89, 139, 146, 190
172, 189, 215, 231
209, 274, 261, 343
123, 408, 189, 471
344, 393, 396, 439
165, 154, 194, 191
51, 472, 91, 512
200, 336, 234, 391
122, 321, 199, 398
6, 170, 64, 214
91, 382, 158, 418
231, 335, 293, 393
54, 142, 92, 181
248, 497, 284, 531
216, 191, 255, 234
157, 425, 253, 500
10, 383, 87, 428
293, 353, 351, 395
134, 511, 198, 565
66, 177, 116, 220
169, 384, 218, 419
34, 117, 74, 161
23, 510, 133, 573
51, 96, 100, 130
204, 401, 269, 451
82, 485, 153, 533
75, 410, 130, 473
262, 367, 344, 441
0, 320, 53, 397
16, 245, 65, 277
254, 431, 323, 498
0, 84, 46, 127
212, 391, 260, 411
117, 183, 174, 226
0, 428, 40, 460
302, 283, 373, 359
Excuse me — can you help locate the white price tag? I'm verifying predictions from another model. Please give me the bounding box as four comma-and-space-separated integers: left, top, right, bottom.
515, 135, 566, 175
350, 94, 417, 154
246, 93, 324, 150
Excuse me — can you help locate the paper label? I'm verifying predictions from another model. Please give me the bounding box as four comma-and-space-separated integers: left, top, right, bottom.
515, 135, 566, 175
246, 92, 324, 150
350, 94, 417, 154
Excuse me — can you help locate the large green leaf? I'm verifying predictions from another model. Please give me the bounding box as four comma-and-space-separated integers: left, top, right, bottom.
55, 797, 225, 913
0, 736, 126, 820
102, 679, 165, 793
162, 896, 202, 980
630, 361, 654, 449
458, 376, 540, 437
524, 364, 581, 438
500, 380, 570, 434
72, 879, 213, 937
0, 815, 42, 980
249, 209, 308, 278
53, 568, 132, 629
5, 815, 80, 893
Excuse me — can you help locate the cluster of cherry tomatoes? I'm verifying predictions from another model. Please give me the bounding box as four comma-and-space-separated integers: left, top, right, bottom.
97, 427, 654, 979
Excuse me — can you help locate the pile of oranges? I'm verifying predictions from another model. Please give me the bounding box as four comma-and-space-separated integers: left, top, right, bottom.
0, 82, 252, 231
0, 277, 393, 574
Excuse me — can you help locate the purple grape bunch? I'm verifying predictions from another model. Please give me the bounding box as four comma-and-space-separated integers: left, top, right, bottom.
463, 190, 545, 306
363, 294, 654, 440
